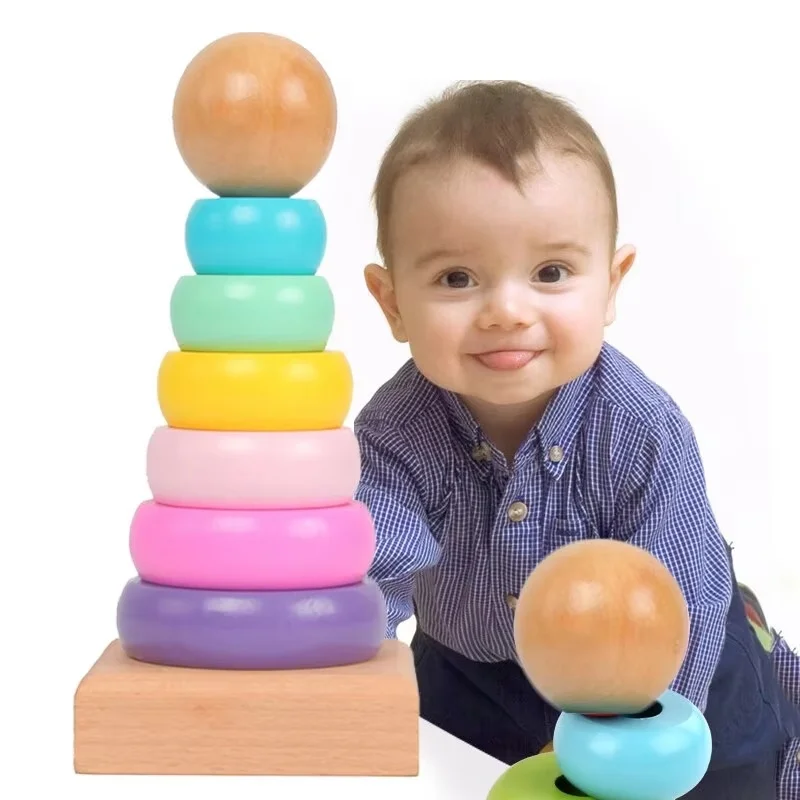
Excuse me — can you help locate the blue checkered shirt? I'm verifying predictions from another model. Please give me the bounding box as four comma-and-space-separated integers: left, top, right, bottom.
353, 341, 799, 796
775, 637, 800, 798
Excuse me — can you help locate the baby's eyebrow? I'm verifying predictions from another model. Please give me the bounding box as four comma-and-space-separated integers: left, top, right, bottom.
538, 241, 591, 257
414, 247, 470, 268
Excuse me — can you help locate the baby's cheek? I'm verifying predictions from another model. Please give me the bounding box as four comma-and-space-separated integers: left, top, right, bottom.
405, 319, 458, 367
550, 307, 606, 357
555, 292, 604, 326
551, 305, 593, 334
421, 310, 465, 344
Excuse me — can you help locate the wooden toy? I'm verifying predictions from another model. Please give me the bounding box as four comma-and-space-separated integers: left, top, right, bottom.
73, 31, 420, 777
172, 31, 337, 197
514, 537, 690, 715
488, 539, 712, 799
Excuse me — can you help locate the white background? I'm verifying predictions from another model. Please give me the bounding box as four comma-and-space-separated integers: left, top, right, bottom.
2, 1, 798, 797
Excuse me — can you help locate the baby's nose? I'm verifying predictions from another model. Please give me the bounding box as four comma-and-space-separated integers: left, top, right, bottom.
481, 290, 537, 328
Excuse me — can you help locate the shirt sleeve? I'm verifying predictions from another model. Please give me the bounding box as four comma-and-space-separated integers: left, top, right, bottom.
353, 420, 442, 639
613, 407, 733, 712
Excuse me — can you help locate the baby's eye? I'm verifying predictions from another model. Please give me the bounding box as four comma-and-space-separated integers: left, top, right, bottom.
439, 270, 473, 289
535, 264, 569, 283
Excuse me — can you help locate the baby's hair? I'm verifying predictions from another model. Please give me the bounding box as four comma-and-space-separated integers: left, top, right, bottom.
372, 80, 618, 265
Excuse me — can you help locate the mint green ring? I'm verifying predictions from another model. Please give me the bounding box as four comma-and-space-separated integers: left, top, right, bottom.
170, 275, 335, 352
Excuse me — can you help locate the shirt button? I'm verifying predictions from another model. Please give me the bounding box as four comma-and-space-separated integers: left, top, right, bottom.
508, 501, 528, 522
505, 593, 518, 609
471, 442, 491, 462
548, 445, 564, 463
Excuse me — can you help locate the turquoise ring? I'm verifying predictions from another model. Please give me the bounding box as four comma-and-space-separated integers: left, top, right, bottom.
170, 275, 335, 352
553, 690, 712, 800
185, 197, 326, 275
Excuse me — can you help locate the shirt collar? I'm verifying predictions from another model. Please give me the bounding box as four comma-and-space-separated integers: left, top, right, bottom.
438, 354, 599, 478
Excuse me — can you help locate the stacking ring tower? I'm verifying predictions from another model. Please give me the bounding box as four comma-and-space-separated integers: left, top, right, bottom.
73, 31, 419, 776
487, 539, 713, 800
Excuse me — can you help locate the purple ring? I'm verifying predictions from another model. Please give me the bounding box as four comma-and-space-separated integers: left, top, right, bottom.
116, 577, 387, 669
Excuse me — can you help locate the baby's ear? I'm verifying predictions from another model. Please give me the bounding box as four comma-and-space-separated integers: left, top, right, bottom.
605, 244, 636, 326
364, 263, 408, 342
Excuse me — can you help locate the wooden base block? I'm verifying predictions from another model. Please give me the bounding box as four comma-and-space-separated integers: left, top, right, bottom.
74, 638, 419, 776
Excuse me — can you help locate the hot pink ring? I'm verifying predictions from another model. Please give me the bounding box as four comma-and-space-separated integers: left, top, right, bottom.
129, 500, 376, 590
146, 426, 360, 508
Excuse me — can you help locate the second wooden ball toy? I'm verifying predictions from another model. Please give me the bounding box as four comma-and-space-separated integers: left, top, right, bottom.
513, 539, 690, 714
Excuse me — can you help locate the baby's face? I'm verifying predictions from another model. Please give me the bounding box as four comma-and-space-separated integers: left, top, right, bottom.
366, 152, 634, 415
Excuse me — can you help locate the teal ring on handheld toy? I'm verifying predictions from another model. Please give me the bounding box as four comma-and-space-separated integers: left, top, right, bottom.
185, 197, 326, 275
170, 275, 335, 352
553, 690, 712, 800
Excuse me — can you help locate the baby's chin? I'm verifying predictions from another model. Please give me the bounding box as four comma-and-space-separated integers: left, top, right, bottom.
465, 383, 557, 408
422, 369, 558, 408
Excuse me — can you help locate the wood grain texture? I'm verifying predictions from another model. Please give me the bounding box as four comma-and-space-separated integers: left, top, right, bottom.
172, 32, 337, 196
514, 539, 689, 714
74, 638, 419, 775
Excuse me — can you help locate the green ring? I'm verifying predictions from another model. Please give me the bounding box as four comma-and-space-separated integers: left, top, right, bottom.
170, 275, 335, 352
486, 751, 595, 799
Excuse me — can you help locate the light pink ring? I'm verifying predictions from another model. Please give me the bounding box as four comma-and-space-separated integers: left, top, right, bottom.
146, 426, 360, 508
130, 500, 376, 590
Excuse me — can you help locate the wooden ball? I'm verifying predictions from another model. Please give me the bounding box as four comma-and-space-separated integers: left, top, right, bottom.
513, 539, 689, 715
173, 32, 337, 197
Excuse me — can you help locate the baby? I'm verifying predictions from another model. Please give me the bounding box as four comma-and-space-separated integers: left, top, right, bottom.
352, 80, 800, 798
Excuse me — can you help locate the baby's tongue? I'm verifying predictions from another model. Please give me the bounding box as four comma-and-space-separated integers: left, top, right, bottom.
475, 351, 535, 370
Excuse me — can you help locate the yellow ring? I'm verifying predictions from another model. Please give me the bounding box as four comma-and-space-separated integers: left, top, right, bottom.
157, 351, 353, 431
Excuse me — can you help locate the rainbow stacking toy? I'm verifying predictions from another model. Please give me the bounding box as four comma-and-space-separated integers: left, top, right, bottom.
487, 539, 713, 800
73, 31, 419, 776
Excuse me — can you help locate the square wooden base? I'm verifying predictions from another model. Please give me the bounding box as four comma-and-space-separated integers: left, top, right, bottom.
74, 638, 419, 776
